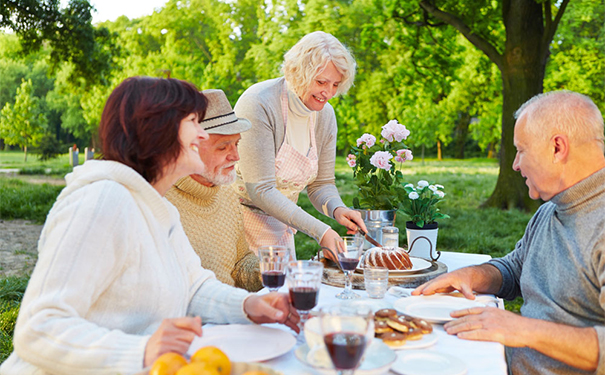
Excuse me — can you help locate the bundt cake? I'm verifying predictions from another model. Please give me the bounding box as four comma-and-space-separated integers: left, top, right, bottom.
361, 247, 413, 270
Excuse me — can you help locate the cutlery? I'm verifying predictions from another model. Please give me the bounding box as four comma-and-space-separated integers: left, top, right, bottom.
357, 228, 382, 248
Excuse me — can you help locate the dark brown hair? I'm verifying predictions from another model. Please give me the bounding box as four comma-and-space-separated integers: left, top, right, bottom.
99, 76, 207, 183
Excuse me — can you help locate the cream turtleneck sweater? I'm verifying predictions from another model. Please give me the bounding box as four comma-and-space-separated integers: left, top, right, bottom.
166, 177, 263, 292
286, 85, 313, 154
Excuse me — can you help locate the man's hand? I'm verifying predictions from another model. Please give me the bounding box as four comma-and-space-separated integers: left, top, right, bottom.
412, 264, 503, 298
243, 293, 300, 333
144, 316, 202, 367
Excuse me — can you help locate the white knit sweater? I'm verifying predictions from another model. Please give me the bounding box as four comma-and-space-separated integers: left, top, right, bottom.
0, 160, 251, 375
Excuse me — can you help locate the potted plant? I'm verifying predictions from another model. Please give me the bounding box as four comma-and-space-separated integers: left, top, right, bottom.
347, 120, 414, 245
399, 181, 450, 260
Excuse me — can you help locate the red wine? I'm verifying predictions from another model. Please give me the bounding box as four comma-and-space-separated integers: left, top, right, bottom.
289, 287, 318, 310
324, 332, 367, 370
262, 271, 285, 289
339, 257, 359, 271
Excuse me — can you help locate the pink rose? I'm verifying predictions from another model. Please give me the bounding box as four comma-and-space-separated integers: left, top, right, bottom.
346, 154, 357, 167
369, 151, 392, 170
395, 149, 413, 162
356, 133, 376, 147
381, 120, 411, 142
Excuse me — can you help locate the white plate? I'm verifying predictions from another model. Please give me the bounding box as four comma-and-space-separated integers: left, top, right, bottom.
295, 339, 396, 375
187, 325, 296, 362
393, 295, 486, 324
391, 350, 468, 375
357, 256, 432, 275
385, 331, 438, 350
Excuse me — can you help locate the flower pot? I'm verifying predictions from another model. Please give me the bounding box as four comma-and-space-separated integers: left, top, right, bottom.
355, 209, 397, 250
405, 221, 440, 261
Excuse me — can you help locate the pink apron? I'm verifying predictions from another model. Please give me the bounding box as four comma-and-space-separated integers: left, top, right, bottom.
235, 82, 319, 256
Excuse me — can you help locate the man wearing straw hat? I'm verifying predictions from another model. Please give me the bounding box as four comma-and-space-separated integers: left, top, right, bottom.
166, 89, 263, 292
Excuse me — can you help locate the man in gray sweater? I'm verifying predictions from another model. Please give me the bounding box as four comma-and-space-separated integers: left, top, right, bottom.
413, 91, 605, 375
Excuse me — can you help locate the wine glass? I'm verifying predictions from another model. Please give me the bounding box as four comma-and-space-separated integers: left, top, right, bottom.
335, 235, 364, 300
286, 260, 324, 330
319, 304, 373, 375
258, 246, 290, 292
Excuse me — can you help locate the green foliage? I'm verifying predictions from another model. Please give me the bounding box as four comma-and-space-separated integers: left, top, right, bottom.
0, 79, 47, 161
400, 180, 450, 228
36, 134, 65, 161
0, 276, 27, 363
0, 178, 63, 223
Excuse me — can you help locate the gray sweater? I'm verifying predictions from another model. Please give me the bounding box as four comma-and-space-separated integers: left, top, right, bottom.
490, 167, 605, 375
233, 77, 346, 242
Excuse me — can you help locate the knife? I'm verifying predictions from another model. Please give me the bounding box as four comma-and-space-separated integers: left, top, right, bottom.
357, 228, 382, 248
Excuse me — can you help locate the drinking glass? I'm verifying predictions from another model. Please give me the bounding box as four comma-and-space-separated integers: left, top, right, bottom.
335, 235, 364, 300
364, 267, 389, 299
258, 245, 291, 292
319, 304, 373, 375
286, 260, 324, 329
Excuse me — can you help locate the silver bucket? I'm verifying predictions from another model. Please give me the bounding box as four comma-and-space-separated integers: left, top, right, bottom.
355, 209, 397, 250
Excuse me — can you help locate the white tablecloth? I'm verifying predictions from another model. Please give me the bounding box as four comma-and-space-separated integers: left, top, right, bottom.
246, 251, 507, 375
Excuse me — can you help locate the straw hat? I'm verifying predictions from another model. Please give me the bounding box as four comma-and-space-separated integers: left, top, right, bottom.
201, 89, 251, 135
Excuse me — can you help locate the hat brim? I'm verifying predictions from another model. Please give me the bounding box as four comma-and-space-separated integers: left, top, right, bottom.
203, 116, 252, 135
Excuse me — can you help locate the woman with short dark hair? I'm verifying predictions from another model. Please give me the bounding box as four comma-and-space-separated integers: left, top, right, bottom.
0, 76, 298, 375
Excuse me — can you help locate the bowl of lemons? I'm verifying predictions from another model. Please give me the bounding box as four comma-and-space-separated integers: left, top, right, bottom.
148, 346, 282, 375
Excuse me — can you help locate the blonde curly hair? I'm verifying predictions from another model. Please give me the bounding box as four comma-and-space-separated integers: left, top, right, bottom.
282, 31, 356, 99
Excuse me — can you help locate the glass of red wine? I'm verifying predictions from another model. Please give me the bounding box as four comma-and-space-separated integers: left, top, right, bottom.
286, 260, 324, 332
258, 246, 291, 292
319, 304, 373, 375
335, 235, 364, 300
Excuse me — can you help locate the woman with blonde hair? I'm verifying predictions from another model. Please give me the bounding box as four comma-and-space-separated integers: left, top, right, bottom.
234, 31, 367, 260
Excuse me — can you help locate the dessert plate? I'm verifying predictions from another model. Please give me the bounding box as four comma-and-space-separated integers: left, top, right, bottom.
386, 331, 438, 350
393, 295, 486, 324
294, 339, 396, 375
356, 256, 432, 275
187, 325, 296, 362
391, 350, 468, 375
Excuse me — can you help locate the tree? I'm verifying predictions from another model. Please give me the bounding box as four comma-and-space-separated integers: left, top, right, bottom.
1, 0, 119, 85
0, 79, 47, 160
390, 0, 571, 210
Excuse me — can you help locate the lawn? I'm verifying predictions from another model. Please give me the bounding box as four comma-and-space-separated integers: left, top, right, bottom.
0, 154, 533, 363
0, 150, 84, 176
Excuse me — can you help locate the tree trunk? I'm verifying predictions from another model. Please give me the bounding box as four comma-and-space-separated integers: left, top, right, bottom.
487, 142, 495, 159
482, 0, 545, 211
454, 111, 471, 159
24, 145, 27, 162
437, 140, 442, 160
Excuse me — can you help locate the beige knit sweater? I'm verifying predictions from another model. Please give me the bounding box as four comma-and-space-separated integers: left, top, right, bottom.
166, 177, 263, 292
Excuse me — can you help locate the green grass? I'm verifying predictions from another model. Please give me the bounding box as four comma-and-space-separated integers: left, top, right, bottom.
0, 156, 530, 363
0, 178, 64, 223
0, 150, 81, 175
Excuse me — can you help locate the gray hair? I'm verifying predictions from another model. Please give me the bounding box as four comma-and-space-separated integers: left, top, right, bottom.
282, 31, 356, 99
515, 91, 604, 149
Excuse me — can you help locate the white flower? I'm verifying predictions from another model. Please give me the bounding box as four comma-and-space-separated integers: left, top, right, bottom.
346, 154, 356, 167
404, 183, 414, 189
409, 192, 419, 200
370, 151, 393, 170
381, 119, 411, 142
435, 191, 445, 198
417, 180, 429, 187
435, 184, 444, 189
429, 185, 437, 192
356, 133, 376, 147
402, 149, 413, 161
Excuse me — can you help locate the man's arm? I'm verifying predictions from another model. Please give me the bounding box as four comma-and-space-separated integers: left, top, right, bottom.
445, 308, 599, 372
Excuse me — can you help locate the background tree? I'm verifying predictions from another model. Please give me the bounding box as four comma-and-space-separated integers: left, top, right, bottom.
388, 0, 572, 210
0, 79, 47, 161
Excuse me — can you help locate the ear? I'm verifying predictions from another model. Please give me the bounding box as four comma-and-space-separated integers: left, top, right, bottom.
552, 134, 569, 163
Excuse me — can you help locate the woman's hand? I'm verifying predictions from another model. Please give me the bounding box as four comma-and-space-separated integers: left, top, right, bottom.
333, 207, 367, 234
144, 316, 202, 367
319, 229, 342, 262
243, 293, 300, 333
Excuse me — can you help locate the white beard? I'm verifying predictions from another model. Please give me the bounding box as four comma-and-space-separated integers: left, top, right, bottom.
200, 163, 236, 186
